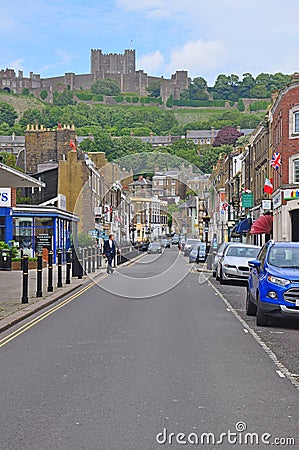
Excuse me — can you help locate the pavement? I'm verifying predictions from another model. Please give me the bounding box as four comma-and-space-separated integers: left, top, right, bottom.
0, 263, 107, 333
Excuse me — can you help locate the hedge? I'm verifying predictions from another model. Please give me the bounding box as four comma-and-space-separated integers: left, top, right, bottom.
92, 94, 104, 101
249, 100, 270, 111
172, 99, 226, 107
76, 92, 93, 101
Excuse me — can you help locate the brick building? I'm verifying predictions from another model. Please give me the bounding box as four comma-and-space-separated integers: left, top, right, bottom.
269, 74, 299, 241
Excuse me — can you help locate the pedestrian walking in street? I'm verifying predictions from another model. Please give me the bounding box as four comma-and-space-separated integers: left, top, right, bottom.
103, 234, 116, 274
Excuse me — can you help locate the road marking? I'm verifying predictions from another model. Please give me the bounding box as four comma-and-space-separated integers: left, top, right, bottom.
243, 328, 249, 334
0, 274, 108, 348
207, 279, 299, 391
276, 370, 286, 378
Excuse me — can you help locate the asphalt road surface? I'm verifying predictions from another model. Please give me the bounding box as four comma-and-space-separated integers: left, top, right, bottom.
0, 247, 298, 450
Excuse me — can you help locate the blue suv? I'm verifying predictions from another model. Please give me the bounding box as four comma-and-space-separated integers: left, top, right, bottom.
247, 241, 299, 326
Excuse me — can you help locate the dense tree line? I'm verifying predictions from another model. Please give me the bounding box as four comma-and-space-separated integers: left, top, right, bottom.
182, 72, 291, 102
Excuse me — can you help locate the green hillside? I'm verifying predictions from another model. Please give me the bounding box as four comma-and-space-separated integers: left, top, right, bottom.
0, 92, 45, 121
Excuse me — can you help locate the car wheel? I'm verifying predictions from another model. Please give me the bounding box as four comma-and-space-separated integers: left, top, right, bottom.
212, 271, 216, 278
256, 294, 269, 327
219, 267, 226, 284
215, 267, 220, 281
246, 288, 257, 316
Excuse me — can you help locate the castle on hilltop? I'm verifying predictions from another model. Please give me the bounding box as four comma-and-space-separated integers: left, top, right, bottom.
0, 49, 190, 104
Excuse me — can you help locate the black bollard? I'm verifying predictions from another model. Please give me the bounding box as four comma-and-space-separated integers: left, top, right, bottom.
36, 253, 43, 297
88, 246, 92, 273
47, 250, 53, 292
92, 246, 96, 273
78, 247, 83, 279
21, 255, 29, 304
66, 248, 72, 284
96, 246, 101, 269
57, 249, 63, 288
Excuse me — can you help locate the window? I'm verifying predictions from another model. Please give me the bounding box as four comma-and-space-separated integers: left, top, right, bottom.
295, 112, 299, 133
159, 180, 163, 186
294, 160, 299, 182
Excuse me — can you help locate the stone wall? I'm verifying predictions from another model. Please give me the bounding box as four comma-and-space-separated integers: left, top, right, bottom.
25, 124, 79, 174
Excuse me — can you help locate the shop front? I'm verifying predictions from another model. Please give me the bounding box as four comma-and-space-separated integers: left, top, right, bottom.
12, 206, 79, 262
273, 189, 299, 242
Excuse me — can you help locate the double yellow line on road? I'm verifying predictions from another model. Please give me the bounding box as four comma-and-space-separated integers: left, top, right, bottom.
0, 274, 108, 349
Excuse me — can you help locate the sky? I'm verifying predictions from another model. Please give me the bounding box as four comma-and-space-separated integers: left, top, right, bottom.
1, 0, 299, 86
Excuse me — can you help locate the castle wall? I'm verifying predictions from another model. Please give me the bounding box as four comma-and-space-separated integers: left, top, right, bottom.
0, 49, 189, 102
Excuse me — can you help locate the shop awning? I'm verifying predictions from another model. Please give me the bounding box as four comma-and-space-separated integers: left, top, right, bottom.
235, 218, 252, 234
0, 163, 45, 188
250, 214, 273, 234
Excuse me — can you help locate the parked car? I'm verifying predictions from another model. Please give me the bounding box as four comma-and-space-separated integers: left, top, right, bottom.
247, 241, 299, 326
183, 239, 201, 257
216, 243, 261, 284
161, 238, 170, 248
212, 242, 230, 277
148, 242, 162, 254
171, 234, 180, 245
135, 241, 150, 252
189, 243, 207, 263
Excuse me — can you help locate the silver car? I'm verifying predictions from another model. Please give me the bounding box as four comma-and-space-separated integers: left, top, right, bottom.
216, 243, 261, 284
183, 239, 201, 257
212, 242, 230, 277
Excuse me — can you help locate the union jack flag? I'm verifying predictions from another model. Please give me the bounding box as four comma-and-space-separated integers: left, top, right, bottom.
270, 152, 282, 171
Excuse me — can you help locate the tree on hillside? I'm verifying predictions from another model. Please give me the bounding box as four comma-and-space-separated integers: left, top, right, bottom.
0, 102, 17, 127
91, 79, 121, 96
53, 89, 75, 106
180, 77, 209, 101
146, 81, 161, 98
212, 126, 243, 147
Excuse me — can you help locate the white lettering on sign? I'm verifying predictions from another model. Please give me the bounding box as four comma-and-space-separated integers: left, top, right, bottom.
0, 188, 11, 207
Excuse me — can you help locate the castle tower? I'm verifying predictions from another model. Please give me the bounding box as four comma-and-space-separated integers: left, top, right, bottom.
90, 49, 135, 75
25, 125, 79, 174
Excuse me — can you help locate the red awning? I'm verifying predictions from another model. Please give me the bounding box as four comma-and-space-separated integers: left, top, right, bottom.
250, 215, 273, 234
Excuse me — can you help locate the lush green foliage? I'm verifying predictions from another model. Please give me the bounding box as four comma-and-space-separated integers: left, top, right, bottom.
249, 100, 271, 111
0, 102, 18, 126
40, 90, 48, 100
91, 78, 121, 96
146, 80, 161, 98
53, 89, 75, 106
238, 99, 245, 112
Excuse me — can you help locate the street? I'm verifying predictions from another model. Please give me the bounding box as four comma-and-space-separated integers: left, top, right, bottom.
0, 247, 298, 449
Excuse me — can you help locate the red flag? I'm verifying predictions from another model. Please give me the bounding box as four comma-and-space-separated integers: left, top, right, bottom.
264, 178, 273, 194
70, 139, 76, 151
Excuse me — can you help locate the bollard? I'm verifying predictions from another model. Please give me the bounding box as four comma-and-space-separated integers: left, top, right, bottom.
88, 246, 92, 273
92, 246, 96, 273
57, 249, 63, 287
78, 247, 83, 279
36, 253, 43, 297
21, 255, 29, 303
66, 248, 72, 284
96, 246, 101, 269
47, 250, 53, 292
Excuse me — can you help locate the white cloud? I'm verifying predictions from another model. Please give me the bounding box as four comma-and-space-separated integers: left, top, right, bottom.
165, 39, 228, 78
137, 51, 165, 74
8, 59, 24, 71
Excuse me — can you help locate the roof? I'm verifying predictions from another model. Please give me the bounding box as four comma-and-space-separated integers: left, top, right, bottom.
0, 163, 45, 188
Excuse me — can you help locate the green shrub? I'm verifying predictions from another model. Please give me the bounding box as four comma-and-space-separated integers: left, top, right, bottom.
249, 100, 270, 111
113, 96, 124, 103
132, 97, 139, 103
76, 92, 93, 101
238, 99, 245, 112
40, 90, 48, 100
126, 97, 132, 102
92, 94, 104, 102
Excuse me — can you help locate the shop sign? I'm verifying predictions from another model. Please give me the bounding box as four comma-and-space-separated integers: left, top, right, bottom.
272, 192, 282, 210
36, 234, 52, 253
262, 200, 272, 210
241, 192, 254, 208
0, 188, 11, 207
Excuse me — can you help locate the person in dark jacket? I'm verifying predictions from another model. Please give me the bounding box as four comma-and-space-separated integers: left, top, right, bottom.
103, 234, 116, 273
